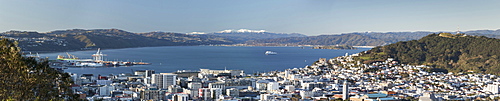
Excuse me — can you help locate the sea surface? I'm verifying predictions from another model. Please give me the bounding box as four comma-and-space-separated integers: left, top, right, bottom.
38, 46, 370, 75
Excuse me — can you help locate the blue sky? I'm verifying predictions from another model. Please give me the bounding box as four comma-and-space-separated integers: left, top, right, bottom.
1, 0, 500, 35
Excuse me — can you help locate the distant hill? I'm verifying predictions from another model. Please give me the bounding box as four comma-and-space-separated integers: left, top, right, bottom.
1, 29, 235, 52
245, 30, 500, 46
203, 29, 307, 43
464, 29, 500, 39
357, 33, 500, 75
5, 28, 500, 53
246, 32, 435, 46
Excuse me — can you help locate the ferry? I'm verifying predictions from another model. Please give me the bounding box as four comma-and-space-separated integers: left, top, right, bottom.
265, 51, 278, 55
57, 53, 104, 67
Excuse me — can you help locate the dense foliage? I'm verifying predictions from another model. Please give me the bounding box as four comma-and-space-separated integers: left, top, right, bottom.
0, 39, 76, 100
359, 33, 500, 75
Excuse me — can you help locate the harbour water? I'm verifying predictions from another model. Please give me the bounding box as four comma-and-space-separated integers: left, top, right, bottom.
38, 46, 370, 75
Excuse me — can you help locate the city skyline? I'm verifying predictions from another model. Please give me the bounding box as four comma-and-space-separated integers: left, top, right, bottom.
2, 0, 500, 35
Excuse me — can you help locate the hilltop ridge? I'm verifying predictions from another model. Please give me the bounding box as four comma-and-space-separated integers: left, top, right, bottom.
4, 28, 500, 53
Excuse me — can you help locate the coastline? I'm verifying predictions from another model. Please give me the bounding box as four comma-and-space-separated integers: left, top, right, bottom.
31, 44, 368, 54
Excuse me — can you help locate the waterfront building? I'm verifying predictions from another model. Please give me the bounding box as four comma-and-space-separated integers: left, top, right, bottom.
145, 70, 155, 78
174, 70, 200, 78
134, 70, 146, 76
199, 69, 244, 77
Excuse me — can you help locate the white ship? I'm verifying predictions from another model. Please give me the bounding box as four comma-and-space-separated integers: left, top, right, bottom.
265, 51, 277, 55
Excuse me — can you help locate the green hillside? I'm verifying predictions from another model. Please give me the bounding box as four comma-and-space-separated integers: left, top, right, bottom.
358, 33, 500, 75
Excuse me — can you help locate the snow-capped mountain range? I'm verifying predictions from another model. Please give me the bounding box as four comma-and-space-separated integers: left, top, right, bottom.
187, 29, 267, 34
187, 29, 307, 43
217, 29, 267, 33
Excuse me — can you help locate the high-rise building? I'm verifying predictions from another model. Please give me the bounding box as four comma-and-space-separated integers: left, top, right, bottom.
145, 70, 155, 78
342, 80, 349, 100
152, 73, 177, 89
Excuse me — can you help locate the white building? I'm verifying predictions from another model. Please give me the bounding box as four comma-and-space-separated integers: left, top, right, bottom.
486, 84, 499, 94
267, 82, 279, 92
152, 73, 177, 89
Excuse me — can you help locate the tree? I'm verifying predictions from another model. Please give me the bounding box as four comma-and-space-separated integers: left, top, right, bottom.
0, 38, 77, 100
